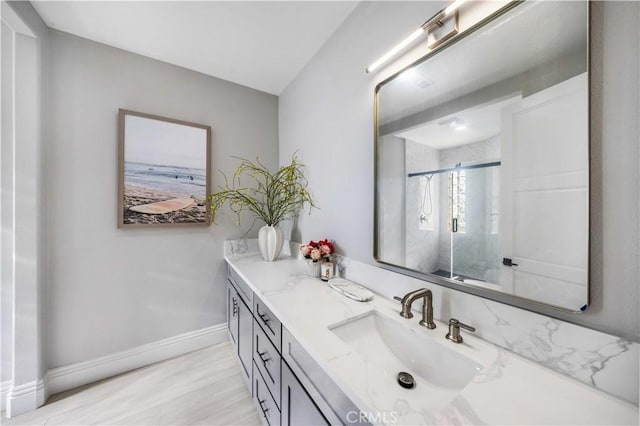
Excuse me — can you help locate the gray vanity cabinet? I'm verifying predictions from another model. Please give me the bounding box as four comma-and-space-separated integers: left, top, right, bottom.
282, 328, 365, 425
227, 274, 253, 385
227, 262, 361, 425
254, 297, 282, 350
237, 296, 253, 380
281, 362, 329, 426
251, 293, 283, 426
253, 363, 281, 426
227, 282, 239, 347
253, 320, 282, 408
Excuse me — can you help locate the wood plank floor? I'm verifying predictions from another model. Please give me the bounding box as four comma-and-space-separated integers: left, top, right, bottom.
2, 342, 261, 426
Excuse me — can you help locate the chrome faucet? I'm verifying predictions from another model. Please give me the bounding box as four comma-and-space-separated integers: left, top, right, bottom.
393, 288, 436, 329
445, 318, 475, 343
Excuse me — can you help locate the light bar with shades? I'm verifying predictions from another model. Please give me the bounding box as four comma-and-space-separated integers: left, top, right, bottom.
444, 0, 468, 16
365, 0, 467, 74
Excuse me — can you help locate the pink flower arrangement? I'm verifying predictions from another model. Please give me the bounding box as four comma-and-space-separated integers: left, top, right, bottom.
300, 239, 335, 262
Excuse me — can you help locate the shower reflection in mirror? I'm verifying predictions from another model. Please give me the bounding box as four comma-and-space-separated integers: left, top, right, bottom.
418, 175, 434, 230
405, 137, 502, 290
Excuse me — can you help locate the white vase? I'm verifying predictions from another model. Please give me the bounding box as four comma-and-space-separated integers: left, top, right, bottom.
258, 225, 284, 262
305, 259, 321, 278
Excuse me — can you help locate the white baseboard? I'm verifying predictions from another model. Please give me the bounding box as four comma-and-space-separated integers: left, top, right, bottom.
3, 324, 228, 418
5, 378, 46, 418
1, 380, 11, 411
47, 323, 228, 396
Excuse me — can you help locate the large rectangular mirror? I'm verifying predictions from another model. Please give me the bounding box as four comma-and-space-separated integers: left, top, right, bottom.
375, 1, 589, 312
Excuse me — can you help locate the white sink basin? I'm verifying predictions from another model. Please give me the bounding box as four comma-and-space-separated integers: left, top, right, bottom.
329, 311, 481, 390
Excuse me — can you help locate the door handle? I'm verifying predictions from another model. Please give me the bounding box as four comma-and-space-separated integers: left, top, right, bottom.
503, 257, 519, 267
232, 297, 238, 315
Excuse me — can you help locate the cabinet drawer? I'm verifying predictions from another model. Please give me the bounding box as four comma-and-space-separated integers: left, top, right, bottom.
228, 265, 253, 307
283, 327, 365, 425
254, 319, 281, 408
254, 295, 282, 351
281, 361, 329, 426
253, 362, 281, 426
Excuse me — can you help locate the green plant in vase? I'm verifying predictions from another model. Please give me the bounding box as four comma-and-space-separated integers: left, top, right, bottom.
208, 153, 315, 261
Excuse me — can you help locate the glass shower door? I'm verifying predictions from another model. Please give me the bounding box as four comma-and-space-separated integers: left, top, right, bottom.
449, 165, 501, 288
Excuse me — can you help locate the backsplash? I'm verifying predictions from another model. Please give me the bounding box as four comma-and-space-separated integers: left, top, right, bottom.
225, 239, 638, 405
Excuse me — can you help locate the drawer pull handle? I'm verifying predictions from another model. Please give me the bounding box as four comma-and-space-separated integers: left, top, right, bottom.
259, 312, 270, 324
258, 399, 270, 418
257, 351, 270, 366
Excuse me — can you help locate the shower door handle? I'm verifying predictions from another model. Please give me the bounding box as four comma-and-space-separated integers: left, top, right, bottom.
503, 257, 518, 267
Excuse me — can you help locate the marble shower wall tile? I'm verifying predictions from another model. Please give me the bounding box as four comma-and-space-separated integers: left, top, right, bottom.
476, 299, 638, 404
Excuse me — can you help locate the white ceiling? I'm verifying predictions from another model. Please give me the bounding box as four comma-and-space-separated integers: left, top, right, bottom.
395, 96, 520, 149
33, 1, 359, 95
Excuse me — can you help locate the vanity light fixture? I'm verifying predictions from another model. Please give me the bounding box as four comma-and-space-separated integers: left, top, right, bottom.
444, 0, 468, 16
365, 0, 466, 74
366, 28, 425, 74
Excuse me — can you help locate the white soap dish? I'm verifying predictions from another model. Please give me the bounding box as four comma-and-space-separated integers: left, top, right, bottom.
328, 278, 373, 302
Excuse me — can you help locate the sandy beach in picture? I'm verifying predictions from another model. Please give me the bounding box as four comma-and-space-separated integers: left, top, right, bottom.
123, 184, 207, 225
120, 111, 210, 225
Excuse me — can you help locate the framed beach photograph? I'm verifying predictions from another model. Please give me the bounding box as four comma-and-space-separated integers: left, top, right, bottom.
118, 109, 211, 227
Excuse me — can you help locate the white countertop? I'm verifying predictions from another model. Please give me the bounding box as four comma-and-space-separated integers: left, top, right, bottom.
225, 249, 639, 425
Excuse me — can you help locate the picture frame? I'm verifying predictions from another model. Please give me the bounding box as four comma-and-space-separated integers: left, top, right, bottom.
117, 109, 212, 227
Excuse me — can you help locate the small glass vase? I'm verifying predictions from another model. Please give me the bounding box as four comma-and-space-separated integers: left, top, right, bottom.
305, 259, 321, 278
320, 261, 334, 281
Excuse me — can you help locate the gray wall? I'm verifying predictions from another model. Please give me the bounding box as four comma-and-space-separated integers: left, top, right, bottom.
48, 30, 278, 367
279, 1, 640, 342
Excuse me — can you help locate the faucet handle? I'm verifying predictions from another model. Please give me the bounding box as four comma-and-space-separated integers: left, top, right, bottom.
446, 318, 475, 343
393, 295, 414, 318
452, 318, 475, 332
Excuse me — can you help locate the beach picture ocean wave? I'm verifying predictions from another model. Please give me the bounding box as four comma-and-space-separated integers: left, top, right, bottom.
124, 161, 206, 198
118, 110, 211, 226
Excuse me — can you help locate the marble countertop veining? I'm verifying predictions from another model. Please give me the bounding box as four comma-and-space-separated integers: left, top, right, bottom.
224, 248, 639, 425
